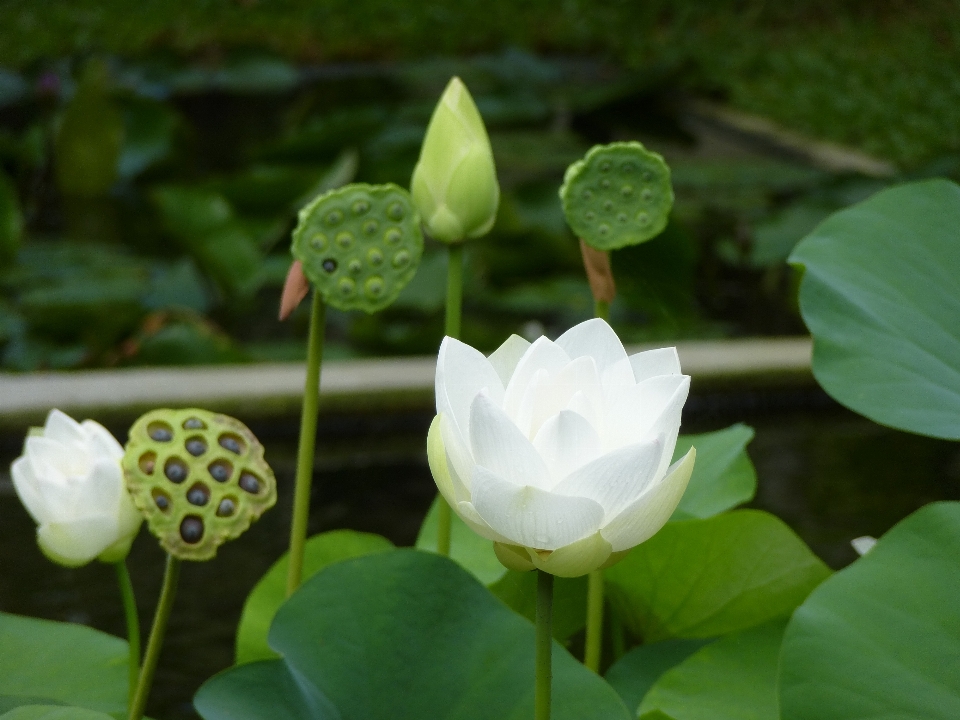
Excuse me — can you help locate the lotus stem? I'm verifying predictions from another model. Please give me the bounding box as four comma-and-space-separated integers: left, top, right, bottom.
535, 569, 554, 720
584, 569, 604, 672
128, 554, 180, 720
436, 242, 464, 557
594, 299, 610, 321
114, 560, 140, 706
286, 290, 326, 596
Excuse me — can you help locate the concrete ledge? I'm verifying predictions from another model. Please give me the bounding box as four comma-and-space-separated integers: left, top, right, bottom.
0, 337, 812, 429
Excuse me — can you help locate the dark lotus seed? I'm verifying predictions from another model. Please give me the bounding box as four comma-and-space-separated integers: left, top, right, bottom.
148, 422, 173, 442
153, 490, 171, 511
352, 199, 370, 215
363, 219, 379, 235
180, 516, 204, 544
187, 483, 210, 506
600, 161, 611, 172
325, 210, 343, 226
582, 189, 592, 200
599, 223, 610, 235
216, 497, 237, 517
348, 259, 363, 274
601, 179, 611, 190
621, 162, 635, 173
322, 258, 338, 273
336, 232, 354, 248
585, 211, 595, 221
208, 460, 233, 483
387, 202, 405, 220
139, 452, 156, 475
239, 472, 261, 494
617, 213, 628, 223
384, 228, 402, 245
164, 458, 188, 484
219, 434, 244, 455
183, 417, 206, 430
603, 200, 614, 211
185, 437, 207, 457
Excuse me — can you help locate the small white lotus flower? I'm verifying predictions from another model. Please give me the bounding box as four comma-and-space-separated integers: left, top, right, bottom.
428, 318, 695, 577
851, 536, 877, 556
10, 409, 143, 567
410, 76, 500, 243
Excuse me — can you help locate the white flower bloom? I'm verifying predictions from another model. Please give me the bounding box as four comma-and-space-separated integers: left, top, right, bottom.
10, 409, 142, 567
851, 536, 877, 556
428, 318, 696, 577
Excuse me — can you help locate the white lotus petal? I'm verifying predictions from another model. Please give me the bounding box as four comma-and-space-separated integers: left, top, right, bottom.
470, 392, 551, 490
600, 356, 638, 393
436, 336, 504, 446
522, 355, 604, 440
601, 447, 696, 551
457, 500, 513, 543
566, 390, 601, 431
503, 337, 570, 419
488, 334, 531, 387
71, 459, 124, 519
26, 435, 92, 481
439, 414, 476, 496
81, 420, 125, 459
604, 375, 690, 450
11, 457, 50, 524
532, 410, 603, 485
552, 437, 664, 521
527, 531, 612, 578
494, 542, 536, 572
513, 368, 550, 440
555, 318, 628, 374
471, 465, 604, 550
851, 536, 877, 556
42, 409, 86, 445
630, 347, 681, 382
427, 415, 458, 507
37, 516, 119, 567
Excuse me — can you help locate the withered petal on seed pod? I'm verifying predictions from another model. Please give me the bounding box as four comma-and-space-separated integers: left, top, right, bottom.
279, 260, 310, 321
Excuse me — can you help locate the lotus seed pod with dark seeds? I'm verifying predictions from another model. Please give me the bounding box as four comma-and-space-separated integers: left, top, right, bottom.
559, 141, 674, 251
291, 183, 424, 313
122, 408, 277, 561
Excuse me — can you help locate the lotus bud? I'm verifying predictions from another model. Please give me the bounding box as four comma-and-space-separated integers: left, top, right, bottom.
10, 409, 142, 567
410, 77, 500, 243
122, 408, 277, 561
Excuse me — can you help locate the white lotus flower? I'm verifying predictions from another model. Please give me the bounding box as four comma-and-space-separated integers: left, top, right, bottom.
428, 318, 696, 577
11, 409, 142, 567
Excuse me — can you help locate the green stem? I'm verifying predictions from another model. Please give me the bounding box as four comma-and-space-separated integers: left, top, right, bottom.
584, 569, 604, 672
535, 570, 554, 720
435, 242, 464, 557
114, 561, 140, 706
128, 555, 180, 720
445, 242, 463, 338
594, 299, 610, 321
287, 290, 326, 596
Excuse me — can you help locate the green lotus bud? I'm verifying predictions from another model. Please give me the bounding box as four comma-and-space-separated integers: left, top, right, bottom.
122, 408, 277, 561
560, 141, 674, 251
291, 183, 424, 313
410, 77, 500, 243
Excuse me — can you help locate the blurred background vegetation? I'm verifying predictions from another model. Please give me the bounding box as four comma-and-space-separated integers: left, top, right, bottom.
1, 0, 958, 370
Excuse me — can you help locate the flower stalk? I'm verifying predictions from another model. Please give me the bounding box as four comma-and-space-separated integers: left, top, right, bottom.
286, 290, 326, 596
115, 560, 141, 705
535, 569, 554, 720
128, 554, 180, 720
584, 569, 604, 672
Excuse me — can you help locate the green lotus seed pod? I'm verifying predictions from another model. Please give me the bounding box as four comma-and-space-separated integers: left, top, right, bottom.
291, 183, 424, 313
122, 408, 277, 561
559, 141, 674, 251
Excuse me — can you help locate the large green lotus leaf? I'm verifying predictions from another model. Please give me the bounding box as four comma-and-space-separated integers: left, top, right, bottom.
605, 510, 830, 642
605, 638, 713, 716
197, 550, 631, 720
671, 424, 757, 520
780, 501, 960, 720
639, 620, 786, 720
417, 499, 585, 641
0, 612, 127, 716
416, 495, 506, 585
0, 706, 116, 720
235, 530, 394, 664
789, 179, 960, 440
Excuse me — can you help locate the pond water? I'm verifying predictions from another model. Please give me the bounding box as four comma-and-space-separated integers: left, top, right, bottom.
1, 388, 959, 719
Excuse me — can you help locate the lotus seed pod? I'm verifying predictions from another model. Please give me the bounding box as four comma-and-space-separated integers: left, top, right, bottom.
291, 183, 424, 313
560, 141, 674, 251
122, 409, 277, 561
